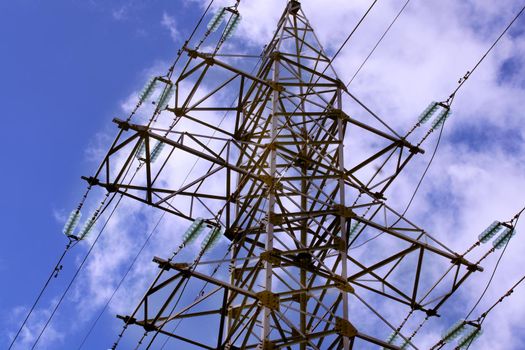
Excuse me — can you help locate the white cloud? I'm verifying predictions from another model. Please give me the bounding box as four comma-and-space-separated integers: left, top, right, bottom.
161, 12, 179, 42
6, 302, 65, 350
112, 6, 128, 21
19, 0, 525, 348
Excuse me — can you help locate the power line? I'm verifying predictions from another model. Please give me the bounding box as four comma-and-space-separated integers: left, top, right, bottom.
29, 192, 119, 350
396, 119, 446, 222
8, 240, 78, 350
464, 239, 510, 320
347, 0, 411, 87
330, 0, 379, 63
447, 4, 525, 104
384, 5, 525, 232
76, 210, 165, 349
77, 2, 226, 343
478, 267, 525, 324
166, 0, 215, 79
8, 183, 98, 349
464, 212, 522, 350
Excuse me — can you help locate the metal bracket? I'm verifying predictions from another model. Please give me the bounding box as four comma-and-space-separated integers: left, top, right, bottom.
256, 291, 280, 310
260, 175, 283, 191
336, 205, 355, 218
268, 213, 283, 225
334, 277, 355, 293
333, 237, 346, 252
327, 108, 344, 120
268, 80, 285, 92
335, 317, 358, 338
228, 305, 243, 319
260, 250, 281, 265
261, 340, 276, 350
224, 226, 241, 241
291, 292, 308, 304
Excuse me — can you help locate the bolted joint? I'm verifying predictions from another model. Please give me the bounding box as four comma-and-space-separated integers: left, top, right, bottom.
425, 309, 438, 317
204, 56, 215, 66
334, 277, 355, 294
260, 175, 283, 192
233, 132, 252, 142
293, 252, 313, 269
326, 108, 344, 120
265, 142, 277, 151
112, 117, 130, 131
335, 204, 355, 218
256, 291, 280, 310
291, 292, 308, 304
232, 267, 243, 280
409, 145, 424, 154
224, 344, 242, 350
153, 257, 189, 272
187, 49, 198, 58
373, 192, 386, 200
336, 79, 347, 90
269, 51, 280, 60
333, 237, 346, 252
289, 0, 301, 14
228, 305, 243, 319
268, 213, 283, 225
260, 250, 281, 265
335, 317, 358, 338
260, 340, 276, 350
104, 183, 118, 193
119, 315, 137, 325
224, 226, 241, 241
143, 323, 157, 332
81, 176, 99, 186
171, 107, 185, 117
268, 80, 285, 92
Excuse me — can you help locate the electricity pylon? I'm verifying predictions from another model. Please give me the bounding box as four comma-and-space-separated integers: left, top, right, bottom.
85, 1, 482, 349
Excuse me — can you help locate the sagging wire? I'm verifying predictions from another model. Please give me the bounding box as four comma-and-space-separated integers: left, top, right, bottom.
429, 206, 523, 350
349, 2, 525, 294
9, 2, 222, 343
346, 0, 411, 87
110, 216, 227, 349
77, 4, 245, 344
446, 4, 525, 106
406, 3, 525, 138
76, 209, 168, 349
29, 141, 150, 349
7, 239, 79, 350
7, 183, 98, 348
29, 191, 117, 350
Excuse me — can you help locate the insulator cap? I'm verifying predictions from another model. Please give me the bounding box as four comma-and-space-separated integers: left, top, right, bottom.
182, 218, 205, 245
207, 8, 227, 33
441, 319, 467, 343
63, 209, 82, 237
138, 77, 158, 104
478, 221, 501, 243
492, 227, 516, 249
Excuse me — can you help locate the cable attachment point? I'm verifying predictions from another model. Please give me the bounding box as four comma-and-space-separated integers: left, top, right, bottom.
53, 265, 63, 278
458, 71, 471, 84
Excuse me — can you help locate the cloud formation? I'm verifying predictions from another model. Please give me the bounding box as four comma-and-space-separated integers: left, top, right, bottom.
13, 1, 523, 349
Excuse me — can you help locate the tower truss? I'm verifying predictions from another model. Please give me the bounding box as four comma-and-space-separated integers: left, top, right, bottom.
84, 2, 483, 349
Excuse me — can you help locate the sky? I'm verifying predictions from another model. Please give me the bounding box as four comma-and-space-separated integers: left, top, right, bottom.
1, 0, 525, 349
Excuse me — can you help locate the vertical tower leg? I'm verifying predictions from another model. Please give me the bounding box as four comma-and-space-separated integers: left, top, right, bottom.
336, 87, 350, 350
261, 54, 280, 348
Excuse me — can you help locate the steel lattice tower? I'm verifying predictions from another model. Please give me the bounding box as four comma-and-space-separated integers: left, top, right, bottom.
85, 1, 482, 349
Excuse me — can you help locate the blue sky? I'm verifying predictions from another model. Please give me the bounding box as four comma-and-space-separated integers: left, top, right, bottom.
0, 1, 199, 348
1, 0, 525, 349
